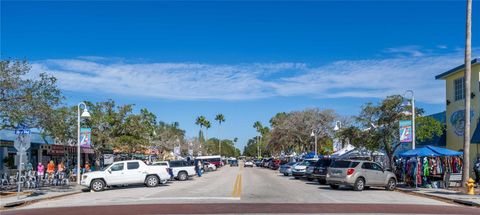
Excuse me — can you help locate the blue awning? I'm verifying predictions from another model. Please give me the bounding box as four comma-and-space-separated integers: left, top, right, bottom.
399, 147, 440, 157
471, 124, 480, 144
426, 145, 463, 156
399, 145, 463, 157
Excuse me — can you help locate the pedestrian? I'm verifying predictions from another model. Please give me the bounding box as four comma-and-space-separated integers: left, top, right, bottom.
85, 162, 91, 172
47, 160, 55, 174
196, 160, 203, 177
26, 162, 33, 172
474, 157, 480, 184
37, 162, 45, 178
57, 161, 65, 173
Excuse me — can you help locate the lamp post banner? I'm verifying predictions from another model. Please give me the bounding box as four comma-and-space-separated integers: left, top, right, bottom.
399, 120, 413, 143
80, 128, 91, 148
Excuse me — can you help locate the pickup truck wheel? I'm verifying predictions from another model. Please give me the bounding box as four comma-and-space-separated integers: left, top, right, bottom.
178, 172, 187, 181
283, 173, 288, 176
145, 175, 159, 187
353, 178, 365, 191
90, 179, 105, 192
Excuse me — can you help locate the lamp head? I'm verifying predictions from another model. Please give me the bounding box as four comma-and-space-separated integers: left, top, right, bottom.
333, 124, 340, 131
400, 99, 411, 107
81, 108, 91, 118
310, 130, 315, 137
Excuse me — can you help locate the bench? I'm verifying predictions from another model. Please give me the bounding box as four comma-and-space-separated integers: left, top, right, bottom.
445, 173, 462, 188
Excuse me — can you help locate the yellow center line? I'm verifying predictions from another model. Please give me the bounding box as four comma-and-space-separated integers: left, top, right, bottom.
232, 165, 243, 198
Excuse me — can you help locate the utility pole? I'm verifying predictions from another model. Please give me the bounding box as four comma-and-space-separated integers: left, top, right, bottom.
462, 0, 472, 187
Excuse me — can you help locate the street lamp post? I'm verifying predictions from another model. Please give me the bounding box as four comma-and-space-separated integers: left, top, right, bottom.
310, 130, 318, 158
333, 121, 342, 151
77, 102, 91, 185
402, 90, 416, 150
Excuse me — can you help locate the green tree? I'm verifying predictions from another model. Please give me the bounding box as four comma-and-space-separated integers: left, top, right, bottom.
215, 114, 225, 155
356, 95, 443, 170
1, 59, 62, 129
195, 116, 206, 144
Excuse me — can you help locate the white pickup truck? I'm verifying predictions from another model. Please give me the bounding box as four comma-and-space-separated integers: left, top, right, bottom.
153, 160, 196, 181
81, 160, 170, 192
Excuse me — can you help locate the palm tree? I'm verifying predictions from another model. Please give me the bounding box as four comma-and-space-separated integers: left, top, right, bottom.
462, 0, 472, 187
253, 121, 263, 157
195, 116, 206, 144
215, 114, 225, 155
204, 120, 211, 146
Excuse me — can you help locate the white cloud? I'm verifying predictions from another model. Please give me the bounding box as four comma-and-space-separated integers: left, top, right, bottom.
384, 45, 425, 57
30, 49, 477, 104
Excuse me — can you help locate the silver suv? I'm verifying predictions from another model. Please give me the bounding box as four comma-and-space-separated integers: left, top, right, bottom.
326, 160, 396, 191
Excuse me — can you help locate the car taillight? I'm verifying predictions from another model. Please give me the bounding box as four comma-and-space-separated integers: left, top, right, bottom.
346, 168, 355, 175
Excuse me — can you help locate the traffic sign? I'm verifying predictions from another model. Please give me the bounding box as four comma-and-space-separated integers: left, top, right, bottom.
14, 133, 31, 152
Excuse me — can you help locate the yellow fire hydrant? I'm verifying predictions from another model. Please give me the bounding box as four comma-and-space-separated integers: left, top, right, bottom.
466, 178, 475, 195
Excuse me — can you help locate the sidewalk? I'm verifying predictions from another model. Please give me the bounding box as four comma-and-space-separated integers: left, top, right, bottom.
0, 185, 85, 209
396, 185, 480, 207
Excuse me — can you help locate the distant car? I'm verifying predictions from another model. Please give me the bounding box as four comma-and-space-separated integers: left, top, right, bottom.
292, 159, 318, 179
244, 161, 254, 167
168, 160, 196, 181
279, 162, 297, 176
230, 160, 239, 167
269, 159, 281, 170
326, 160, 397, 191
203, 162, 217, 172
254, 159, 263, 167
306, 158, 332, 184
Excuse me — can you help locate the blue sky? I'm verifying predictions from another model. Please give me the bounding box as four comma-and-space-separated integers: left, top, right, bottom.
1, 1, 479, 151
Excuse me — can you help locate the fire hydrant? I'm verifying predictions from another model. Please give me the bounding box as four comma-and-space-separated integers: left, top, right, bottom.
466, 178, 475, 195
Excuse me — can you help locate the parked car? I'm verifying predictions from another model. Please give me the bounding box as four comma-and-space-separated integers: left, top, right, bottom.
203, 162, 217, 172
168, 160, 196, 181
81, 160, 170, 192
306, 158, 332, 184
254, 159, 263, 167
279, 162, 297, 176
152, 161, 174, 178
292, 159, 318, 179
269, 159, 281, 170
230, 160, 239, 167
326, 160, 397, 191
244, 160, 254, 167
262, 158, 272, 168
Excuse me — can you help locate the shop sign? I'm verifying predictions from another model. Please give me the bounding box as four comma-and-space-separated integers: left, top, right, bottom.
399, 120, 413, 143
81, 147, 94, 154
50, 145, 66, 155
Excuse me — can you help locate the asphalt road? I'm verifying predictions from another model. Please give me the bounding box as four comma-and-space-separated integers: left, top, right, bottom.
3, 164, 479, 214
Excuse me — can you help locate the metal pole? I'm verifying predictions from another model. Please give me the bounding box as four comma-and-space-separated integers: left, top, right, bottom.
314, 133, 317, 158
412, 92, 416, 150
462, 0, 472, 188
77, 103, 82, 185
17, 151, 22, 198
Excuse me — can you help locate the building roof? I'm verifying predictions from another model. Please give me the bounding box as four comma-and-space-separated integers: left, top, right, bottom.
0, 129, 54, 144
435, 58, 479, 80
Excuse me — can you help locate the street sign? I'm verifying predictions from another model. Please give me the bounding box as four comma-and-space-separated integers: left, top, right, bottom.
14, 133, 31, 152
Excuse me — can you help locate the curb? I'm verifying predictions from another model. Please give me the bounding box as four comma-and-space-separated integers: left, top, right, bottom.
396, 188, 480, 207
1, 190, 83, 209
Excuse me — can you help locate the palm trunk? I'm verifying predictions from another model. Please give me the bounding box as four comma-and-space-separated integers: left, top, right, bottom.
462, 0, 472, 187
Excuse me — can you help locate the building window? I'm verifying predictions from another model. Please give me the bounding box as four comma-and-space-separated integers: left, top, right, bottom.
454, 77, 465, 101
